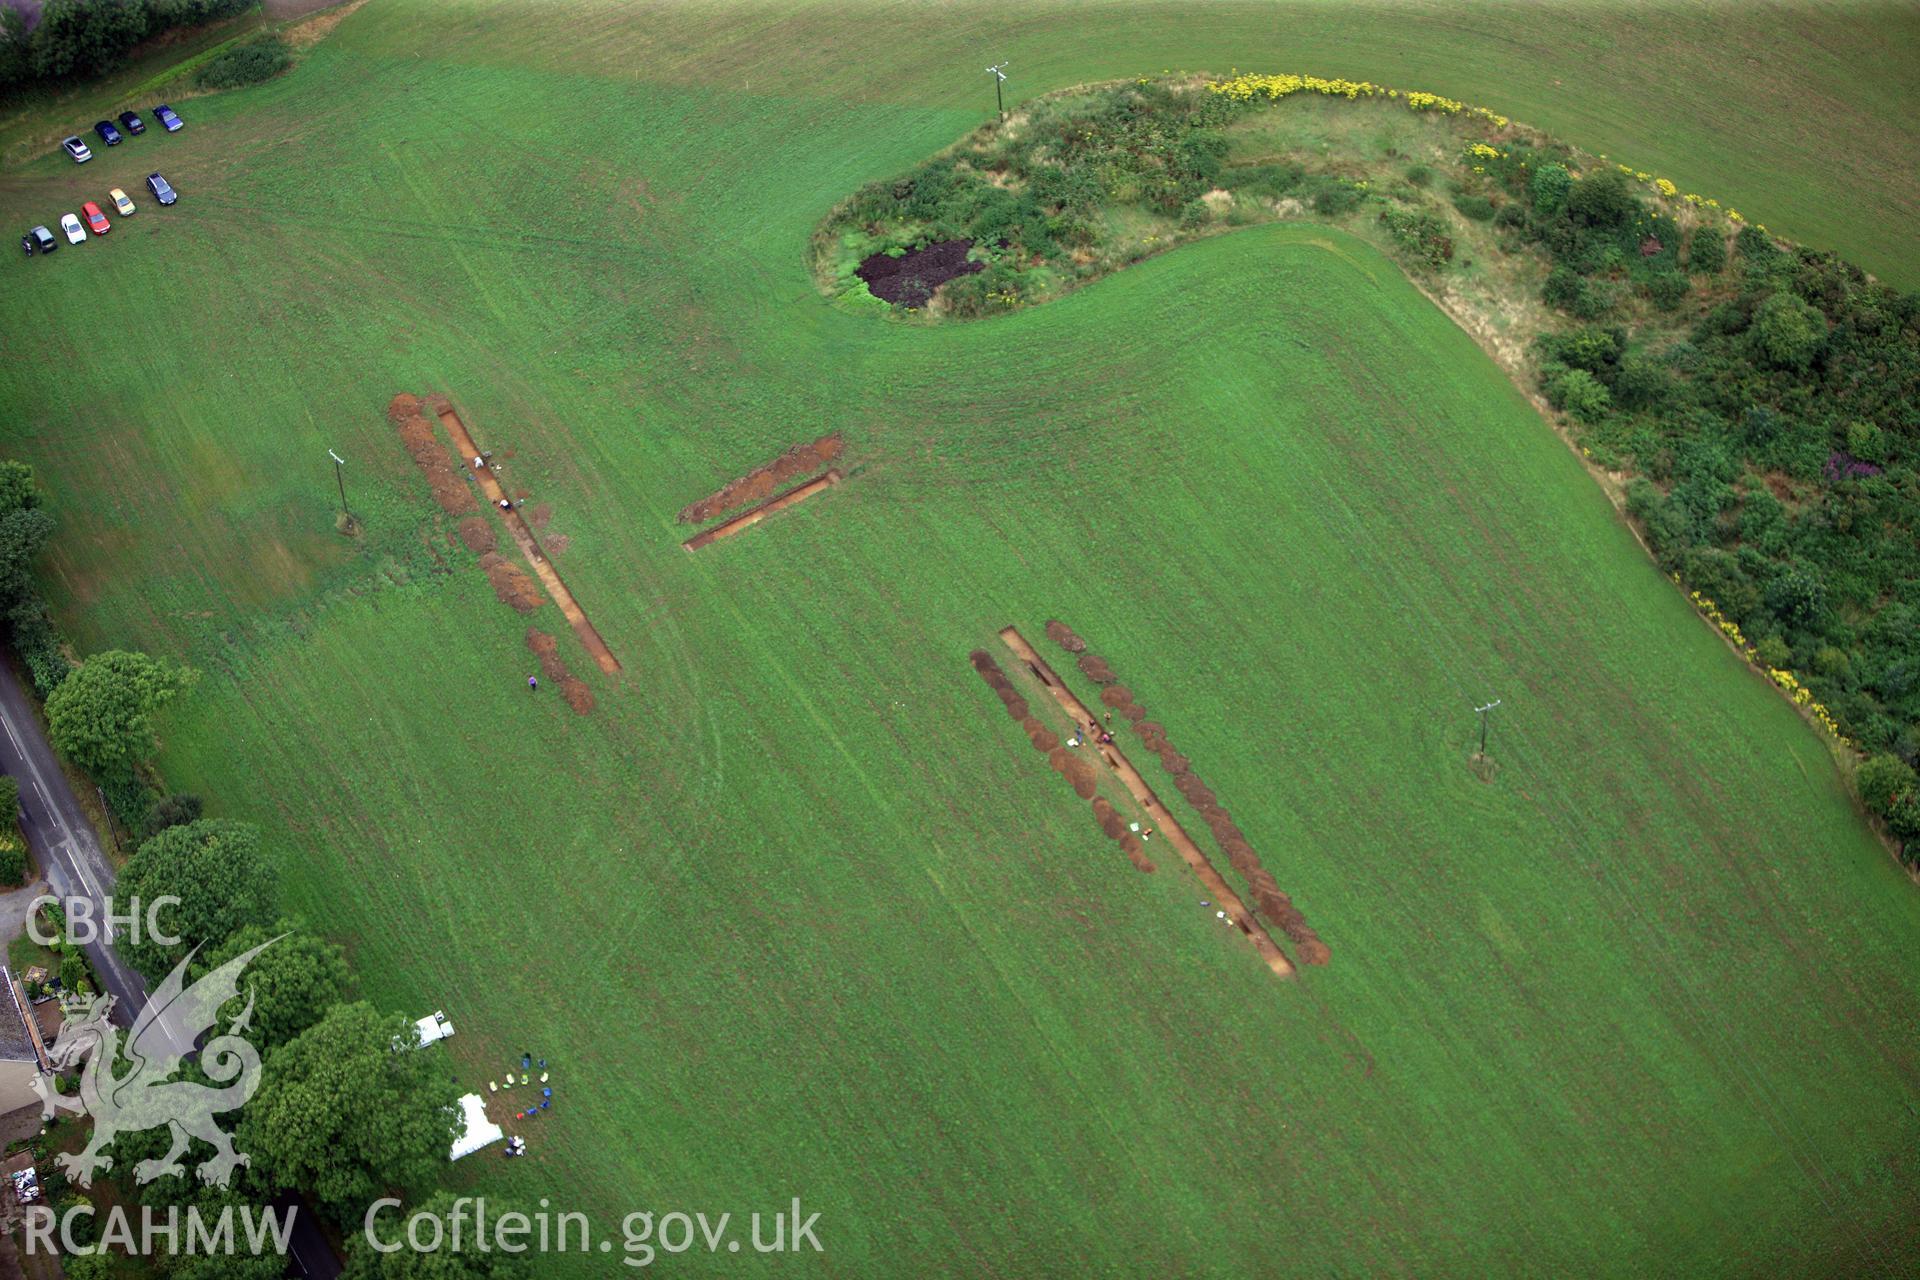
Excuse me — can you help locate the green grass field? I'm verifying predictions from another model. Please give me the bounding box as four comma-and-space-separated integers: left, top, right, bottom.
3, 1, 1920, 1273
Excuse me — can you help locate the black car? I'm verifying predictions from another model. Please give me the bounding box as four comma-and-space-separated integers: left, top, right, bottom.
20, 225, 56, 256
147, 172, 177, 206
117, 110, 146, 136
93, 120, 123, 146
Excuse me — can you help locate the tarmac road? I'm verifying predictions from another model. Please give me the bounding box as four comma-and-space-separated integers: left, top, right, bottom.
0, 659, 160, 1033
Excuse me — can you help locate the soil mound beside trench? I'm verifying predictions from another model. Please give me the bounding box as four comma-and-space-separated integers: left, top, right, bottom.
527, 628, 595, 715
679, 434, 844, 525
389, 393, 475, 516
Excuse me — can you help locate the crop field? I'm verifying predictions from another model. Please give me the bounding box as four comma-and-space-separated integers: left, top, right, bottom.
3, 0, 1920, 1274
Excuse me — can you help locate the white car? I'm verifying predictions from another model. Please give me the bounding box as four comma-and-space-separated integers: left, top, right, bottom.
59, 214, 86, 244
61, 136, 92, 163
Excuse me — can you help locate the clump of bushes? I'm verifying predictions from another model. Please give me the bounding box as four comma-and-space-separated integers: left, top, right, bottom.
1857, 755, 1920, 857
1451, 193, 1497, 222
196, 35, 291, 90
1379, 207, 1453, 267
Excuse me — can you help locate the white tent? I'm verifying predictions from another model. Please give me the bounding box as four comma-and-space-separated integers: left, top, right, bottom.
414, 1011, 454, 1046
450, 1093, 503, 1161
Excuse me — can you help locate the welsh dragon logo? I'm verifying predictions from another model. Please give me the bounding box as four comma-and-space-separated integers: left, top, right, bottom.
34, 939, 277, 1189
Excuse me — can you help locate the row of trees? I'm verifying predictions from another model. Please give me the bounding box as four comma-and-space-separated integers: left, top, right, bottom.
0, 0, 255, 94
0, 460, 523, 1277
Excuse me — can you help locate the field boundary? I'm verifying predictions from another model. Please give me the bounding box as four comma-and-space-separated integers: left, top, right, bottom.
431, 399, 622, 676
682, 471, 841, 551
999, 627, 1295, 977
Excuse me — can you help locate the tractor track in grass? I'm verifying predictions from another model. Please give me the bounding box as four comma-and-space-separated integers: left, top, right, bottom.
682, 471, 841, 551
998, 626, 1296, 978
430, 397, 622, 676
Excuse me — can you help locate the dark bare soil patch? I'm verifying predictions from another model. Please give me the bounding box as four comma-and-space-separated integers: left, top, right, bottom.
856, 240, 983, 308
679, 434, 844, 525
527, 628, 595, 715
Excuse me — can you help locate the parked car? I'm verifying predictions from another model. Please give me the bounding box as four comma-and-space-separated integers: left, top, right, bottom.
92, 120, 123, 146
153, 105, 183, 132
61, 136, 92, 163
109, 188, 135, 217
146, 173, 177, 206
59, 214, 85, 244
20, 226, 56, 256
117, 110, 146, 136
81, 202, 110, 235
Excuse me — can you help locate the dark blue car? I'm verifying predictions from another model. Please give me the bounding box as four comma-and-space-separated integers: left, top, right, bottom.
153, 105, 183, 132
147, 173, 177, 206
92, 120, 123, 146
117, 110, 146, 136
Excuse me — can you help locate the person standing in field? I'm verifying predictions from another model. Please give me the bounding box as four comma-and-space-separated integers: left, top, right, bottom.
529, 676, 538, 692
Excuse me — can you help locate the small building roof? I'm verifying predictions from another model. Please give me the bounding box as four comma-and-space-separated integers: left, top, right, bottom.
0, 970, 40, 1065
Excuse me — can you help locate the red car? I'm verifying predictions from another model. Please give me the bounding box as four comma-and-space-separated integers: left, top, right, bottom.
81, 201, 110, 235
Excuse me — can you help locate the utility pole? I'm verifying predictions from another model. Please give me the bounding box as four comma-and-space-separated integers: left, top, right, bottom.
1473, 699, 1502, 756
987, 61, 1008, 120
328, 449, 352, 526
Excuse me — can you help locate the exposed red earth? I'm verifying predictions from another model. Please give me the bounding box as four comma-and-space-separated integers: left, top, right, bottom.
994, 630, 1296, 977
682, 471, 841, 550
678, 433, 844, 525
1041, 620, 1329, 965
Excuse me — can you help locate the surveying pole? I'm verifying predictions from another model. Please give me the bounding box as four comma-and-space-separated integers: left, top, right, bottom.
1474, 699, 1502, 755
987, 62, 1008, 119
328, 449, 351, 523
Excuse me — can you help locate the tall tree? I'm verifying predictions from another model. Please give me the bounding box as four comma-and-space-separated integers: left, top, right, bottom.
116, 818, 275, 979
45, 649, 194, 777
239, 1003, 462, 1223
29, 0, 152, 80
193, 922, 352, 1051
0, 8, 29, 93
0, 507, 55, 613
0, 460, 38, 517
